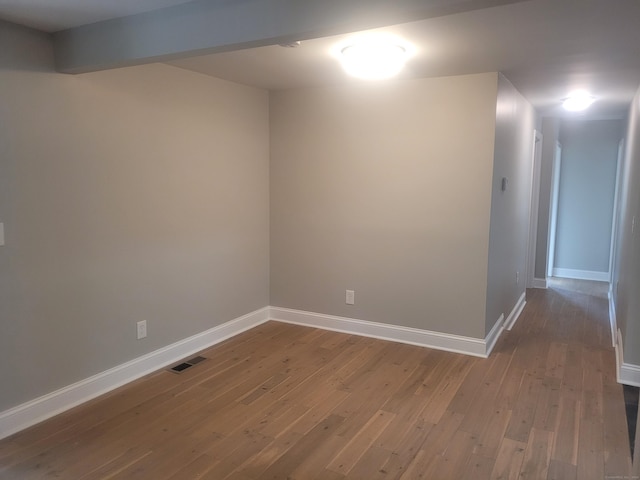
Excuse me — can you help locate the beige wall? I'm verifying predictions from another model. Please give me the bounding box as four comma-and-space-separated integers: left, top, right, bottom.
270, 74, 498, 339
485, 74, 536, 334
613, 89, 640, 366
0, 22, 270, 411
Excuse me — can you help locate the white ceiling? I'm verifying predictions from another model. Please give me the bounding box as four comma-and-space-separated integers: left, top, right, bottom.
167, 0, 640, 118
1, 0, 639, 118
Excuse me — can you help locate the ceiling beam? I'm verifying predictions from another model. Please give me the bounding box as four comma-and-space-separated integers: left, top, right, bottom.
53, 0, 527, 74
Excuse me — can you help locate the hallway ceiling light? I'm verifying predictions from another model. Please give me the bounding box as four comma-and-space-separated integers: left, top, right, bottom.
337, 36, 411, 80
562, 91, 596, 111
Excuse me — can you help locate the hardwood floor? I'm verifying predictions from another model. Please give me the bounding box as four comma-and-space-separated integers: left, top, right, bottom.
0, 286, 633, 479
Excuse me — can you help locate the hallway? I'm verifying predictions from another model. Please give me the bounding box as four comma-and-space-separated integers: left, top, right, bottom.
493, 283, 631, 478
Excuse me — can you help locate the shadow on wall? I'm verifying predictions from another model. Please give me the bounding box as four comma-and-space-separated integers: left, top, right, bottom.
0, 21, 54, 72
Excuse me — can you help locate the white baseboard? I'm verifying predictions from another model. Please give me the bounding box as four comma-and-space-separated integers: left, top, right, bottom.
269, 306, 491, 358
485, 314, 504, 357
504, 292, 526, 331
531, 277, 547, 289
0, 307, 270, 441
552, 268, 609, 282
620, 363, 640, 387
615, 327, 640, 387
483, 293, 529, 356
608, 290, 617, 348
615, 328, 623, 383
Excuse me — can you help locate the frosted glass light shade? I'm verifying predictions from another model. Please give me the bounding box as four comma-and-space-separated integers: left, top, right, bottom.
563, 91, 595, 111
339, 42, 407, 80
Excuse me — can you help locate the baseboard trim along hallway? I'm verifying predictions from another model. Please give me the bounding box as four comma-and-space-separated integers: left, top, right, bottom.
620, 364, 640, 388
504, 292, 527, 331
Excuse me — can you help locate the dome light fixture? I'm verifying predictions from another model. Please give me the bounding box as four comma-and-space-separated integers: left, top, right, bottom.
562, 91, 596, 111
337, 36, 412, 80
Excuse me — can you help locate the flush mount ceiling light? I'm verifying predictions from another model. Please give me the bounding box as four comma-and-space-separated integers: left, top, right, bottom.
562, 91, 596, 111
336, 36, 412, 80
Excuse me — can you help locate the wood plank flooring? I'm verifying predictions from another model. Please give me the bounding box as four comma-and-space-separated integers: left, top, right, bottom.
0, 286, 633, 479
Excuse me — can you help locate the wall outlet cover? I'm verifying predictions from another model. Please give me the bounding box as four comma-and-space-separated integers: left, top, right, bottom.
136, 320, 147, 339
346, 290, 355, 305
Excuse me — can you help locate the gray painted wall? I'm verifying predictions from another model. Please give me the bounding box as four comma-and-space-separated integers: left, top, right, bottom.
554, 120, 623, 274
270, 74, 498, 339
485, 74, 536, 334
0, 22, 270, 412
613, 89, 640, 366
534, 117, 560, 279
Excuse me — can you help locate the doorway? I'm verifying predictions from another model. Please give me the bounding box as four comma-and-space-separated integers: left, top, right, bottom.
546, 119, 625, 283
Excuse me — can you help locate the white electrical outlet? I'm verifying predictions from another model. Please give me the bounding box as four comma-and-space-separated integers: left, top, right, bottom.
346, 290, 355, 305
137, 320, 147, 339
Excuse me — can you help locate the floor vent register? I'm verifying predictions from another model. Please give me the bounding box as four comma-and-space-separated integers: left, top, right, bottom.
168, 355, 207, 374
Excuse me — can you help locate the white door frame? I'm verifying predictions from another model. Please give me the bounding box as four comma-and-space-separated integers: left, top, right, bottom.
607, 138, 625, 346
547, 141, 562, 278
608, 138, 625, 282
526, 130, 543, 288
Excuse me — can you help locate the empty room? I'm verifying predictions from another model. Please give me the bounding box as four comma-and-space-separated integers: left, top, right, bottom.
1, 0, 640, 478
